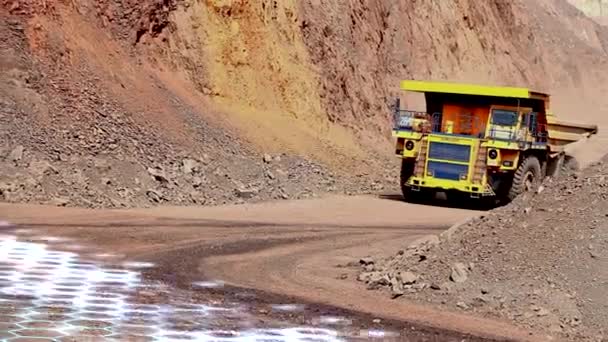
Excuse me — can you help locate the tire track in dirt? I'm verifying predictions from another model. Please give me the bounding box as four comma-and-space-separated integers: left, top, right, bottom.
0, 196, 546, 341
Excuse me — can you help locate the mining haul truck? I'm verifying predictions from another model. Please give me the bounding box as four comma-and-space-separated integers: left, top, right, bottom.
393, 80, 598, 203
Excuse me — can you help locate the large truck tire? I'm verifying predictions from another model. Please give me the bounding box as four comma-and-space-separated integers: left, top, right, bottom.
508, 155, 542, 201
400, 159, 434, 203
400, 159, 415, 200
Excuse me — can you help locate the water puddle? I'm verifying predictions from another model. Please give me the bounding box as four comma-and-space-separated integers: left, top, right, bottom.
0, 231, 351, 341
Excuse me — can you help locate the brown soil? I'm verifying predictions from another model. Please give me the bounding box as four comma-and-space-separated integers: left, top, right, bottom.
0, 196, 550, 341
356, 160, 608, 341
0, 3, 399, 212
1, 1, 608, 209
1, 1, 608, 341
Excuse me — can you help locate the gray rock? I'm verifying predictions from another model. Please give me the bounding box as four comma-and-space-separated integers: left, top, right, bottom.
367, 272, 390, 289
359, 257, 374, 266
363, 264, 375, 272
391, 281, 404, 298
412, 282, 428, 290
94, 158, 112, 172
146, 189, 163, 202
357, 272, 372, 282
192, 176, 203, 188
263, 154, 273, 163
0, 182, 12, 192
8, 145, 24, 162
236, 187, 258, 199
450, 262, 468, 283
472, 295, 489, 305
456, 301, 469, 310
276, 169, 288, 178
399, 271, 418, 285
28, 160, 57, 176
147, 167, 169, 183
0, 182, 13, 199
49, 197, 70, 207
537, 308, 550, 317
110, 198, 124, 207
182, 159, 199, 174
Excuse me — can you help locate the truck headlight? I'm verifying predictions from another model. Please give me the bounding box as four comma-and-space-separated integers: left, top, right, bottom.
488, 149, 498, 160
405, 140, 415, 151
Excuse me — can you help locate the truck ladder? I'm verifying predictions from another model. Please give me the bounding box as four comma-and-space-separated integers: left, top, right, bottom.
414, 139, 429, 177
472, 145, 487, 183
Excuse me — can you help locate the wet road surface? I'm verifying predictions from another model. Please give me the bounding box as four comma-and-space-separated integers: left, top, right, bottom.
0, 197, 539, 341
0, 231, 356, 341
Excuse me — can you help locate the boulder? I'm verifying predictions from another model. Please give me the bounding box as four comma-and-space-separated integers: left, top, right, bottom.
450, 262, 468, 283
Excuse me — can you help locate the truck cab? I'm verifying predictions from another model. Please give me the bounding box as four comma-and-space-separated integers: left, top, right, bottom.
393, 80, 597, 204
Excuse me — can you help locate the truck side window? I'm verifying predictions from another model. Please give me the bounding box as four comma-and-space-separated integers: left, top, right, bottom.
491, 109, 518, 126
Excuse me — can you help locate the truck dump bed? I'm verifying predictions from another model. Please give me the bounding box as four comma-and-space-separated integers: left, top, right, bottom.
399, 80, 599, 153
546, 112, 598, 152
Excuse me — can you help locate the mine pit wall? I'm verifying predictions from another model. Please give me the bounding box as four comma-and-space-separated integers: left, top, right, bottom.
162, 0, 367, 165
297, 0, 608, 166
4, 0, 608, 169
129, 0, 368, 167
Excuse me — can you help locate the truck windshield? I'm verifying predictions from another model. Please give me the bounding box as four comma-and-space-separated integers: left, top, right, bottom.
491, 110, 518, 126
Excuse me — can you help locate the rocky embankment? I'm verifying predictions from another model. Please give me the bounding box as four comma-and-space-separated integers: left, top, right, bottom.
356, 157, 608, 341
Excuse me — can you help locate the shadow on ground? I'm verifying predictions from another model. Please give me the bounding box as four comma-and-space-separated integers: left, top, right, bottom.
378, 192, 495, 211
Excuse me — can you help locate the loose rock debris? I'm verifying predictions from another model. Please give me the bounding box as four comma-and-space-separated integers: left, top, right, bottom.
356, 157, 608, 341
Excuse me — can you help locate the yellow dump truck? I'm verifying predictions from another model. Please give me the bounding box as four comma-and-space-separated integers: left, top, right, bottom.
393, 80, 598, 203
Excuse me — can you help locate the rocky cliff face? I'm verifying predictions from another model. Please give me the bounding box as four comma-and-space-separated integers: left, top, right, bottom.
65, 0, 608, 156
1, 0, 607, 208
300, 0, 608, 131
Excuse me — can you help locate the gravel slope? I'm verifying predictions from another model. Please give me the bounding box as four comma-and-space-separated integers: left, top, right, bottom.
357, 158, 608, 341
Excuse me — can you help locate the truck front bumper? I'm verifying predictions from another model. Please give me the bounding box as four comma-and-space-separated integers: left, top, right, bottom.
406, 177, 494, 197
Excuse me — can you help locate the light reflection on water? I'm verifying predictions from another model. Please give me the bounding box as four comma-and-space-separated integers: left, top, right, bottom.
0, 232, 348, 341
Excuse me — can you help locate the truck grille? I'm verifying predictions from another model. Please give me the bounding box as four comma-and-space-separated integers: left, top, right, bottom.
428, 142, 471, 162
427, 161, 469, 181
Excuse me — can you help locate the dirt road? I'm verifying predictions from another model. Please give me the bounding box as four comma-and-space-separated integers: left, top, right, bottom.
0, 195, 547, 341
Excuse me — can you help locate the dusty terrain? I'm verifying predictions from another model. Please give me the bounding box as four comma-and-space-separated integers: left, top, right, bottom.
0, 196, 554, 341
1, 1, 608, 341
357, 159, 608, 341
1, 0, 608, 209
0, 11, 395, 210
